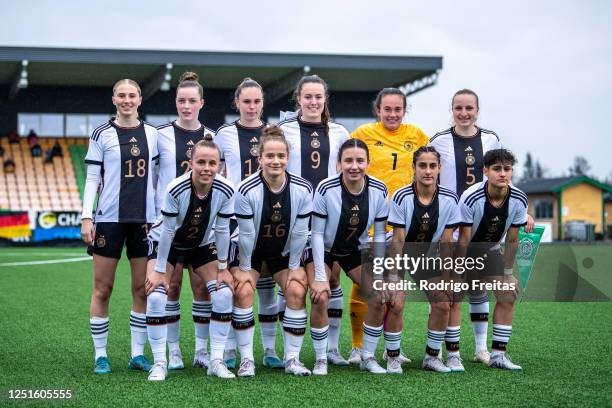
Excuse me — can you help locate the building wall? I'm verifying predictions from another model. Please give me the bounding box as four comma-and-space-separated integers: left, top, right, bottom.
527, 193, 558, 239
561, 183, 603, 236
606, 202, 612, 236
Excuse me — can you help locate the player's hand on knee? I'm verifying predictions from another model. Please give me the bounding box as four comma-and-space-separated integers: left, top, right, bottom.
145, 271, 167, 296
284, 268, 307, 296
310, 280, 330, 305
81, 218, 94, 245
525, 214, 535, 233
217, 268, 234, 294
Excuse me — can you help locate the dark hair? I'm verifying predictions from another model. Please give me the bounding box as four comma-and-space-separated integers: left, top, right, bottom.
483, 148, 516, 167
451, 88, 479, 109
177, 71, 204, 99
412, 146, 441, 166
293, 75, 331, 132
337, 138, 369, 162
233, 77, 264, 110
372, 87, 406, 115
258, 125, 289, 156
192, 132, 221, 159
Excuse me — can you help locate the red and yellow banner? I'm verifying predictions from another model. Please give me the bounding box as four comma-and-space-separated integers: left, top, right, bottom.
0, 212, 32, 239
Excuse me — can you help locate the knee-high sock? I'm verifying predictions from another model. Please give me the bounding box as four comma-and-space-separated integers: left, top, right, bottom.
349, 283, 367, 349
328, 286, 343, 351
362, 324, 383, 359
90, 316, 109, 361
129, 311, 147, 358
233, 306, 256, 362
192, 300, 212, 352
166, 300, 181, 353
257, 277, 278, 351
282, 307, 307, 361
146, 286, 168, 363
207, 280, 233, 362
469, 293, 489, 352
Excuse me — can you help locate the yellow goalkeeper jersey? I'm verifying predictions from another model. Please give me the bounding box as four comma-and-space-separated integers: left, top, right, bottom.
351, 122, 429, 198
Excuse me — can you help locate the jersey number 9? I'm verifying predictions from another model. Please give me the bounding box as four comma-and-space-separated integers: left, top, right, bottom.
311, 151, 320, 169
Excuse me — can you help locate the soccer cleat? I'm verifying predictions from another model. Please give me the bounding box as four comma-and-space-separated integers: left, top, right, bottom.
147, 362, 167, 381
312, 359, 328, 376
168, 350, 185, 370
285, 358, 311, 376
237, 359, 256, 377
224, 349, 237, 370
193, 349, 210, 369
94, 356, 112, 374
262, 348, 284, 369
447, 354, 465, 372
327, 349, 349, 366
360, 357, 387, 374
128, 355, 152, 371
422, 355, 451, 373
207, 359, 236, 379
383, 349, 412, 364
473, 350, 491, 365
488, 353, 522, 371
348, 347, 362, 365
386, 357, 403, 374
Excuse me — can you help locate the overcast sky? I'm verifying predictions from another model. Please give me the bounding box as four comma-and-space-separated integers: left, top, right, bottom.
1, 0, 610, 180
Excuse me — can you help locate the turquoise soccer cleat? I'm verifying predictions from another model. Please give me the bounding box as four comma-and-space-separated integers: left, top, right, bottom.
94, 356, 112, 374
128, 355, 152, 371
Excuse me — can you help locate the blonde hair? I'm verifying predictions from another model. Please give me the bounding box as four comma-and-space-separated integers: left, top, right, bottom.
112, 79, 141, 95
258, 125, 289, 156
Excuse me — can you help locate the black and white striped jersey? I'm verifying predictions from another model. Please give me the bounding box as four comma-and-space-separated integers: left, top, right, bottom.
279, 117, 349, 189
428, 127, 502, 197
83, 120, 159, 223
234, 171, 312, 270
214, 120, 267, 187
459, 181, 528, 244
150, 171, 234, 272
388, 183, 460, 242
155, 121, 214, 215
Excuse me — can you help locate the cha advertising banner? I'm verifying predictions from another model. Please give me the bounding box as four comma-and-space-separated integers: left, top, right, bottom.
31, 211, 81, 242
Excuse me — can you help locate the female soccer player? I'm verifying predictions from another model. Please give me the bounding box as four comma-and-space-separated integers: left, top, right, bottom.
81, 79, 159, 374
145, 135, 235, 381
231, 125, 312, 376
308, 139, 390, 375
279, 74, 350, 366
215, 78, 283, 369
348, 88, 428, 364
155, 71, 215, 371
388, 146, 461, 373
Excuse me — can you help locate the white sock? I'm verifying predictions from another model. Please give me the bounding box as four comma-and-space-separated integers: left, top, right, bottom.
233, 306, 255, 361
146, 287, 168, 363
277, 287, 286, 341
311, 326, 329, 360
362, 324, 383, 359
166, 300, 181, 353
492, 324, 512, 357
446, 325, 461, 357
469, 294, 489, 352
282, 307, 307, 361
129, 311, 147, 358
426, 329, 445, 357
193, 300, 211, 352
90, 316, 109, 361
208, 281, 232, 362
257, 277, 278, 351
384, 331, 401, 358
328, 286, 343, 352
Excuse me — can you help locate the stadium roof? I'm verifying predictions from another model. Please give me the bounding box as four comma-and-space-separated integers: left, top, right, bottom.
516, 176, 612, 194
0, 46, 442, 101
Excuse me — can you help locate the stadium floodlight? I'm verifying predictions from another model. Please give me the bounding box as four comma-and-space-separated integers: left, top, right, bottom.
159, 63, 173, 92
18, 60, 28, 89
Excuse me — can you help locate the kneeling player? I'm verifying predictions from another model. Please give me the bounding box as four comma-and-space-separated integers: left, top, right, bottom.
308, 139, 391, 374
388, 146, 461, 372
144, 136, 235, 380
457, 148, 527, 371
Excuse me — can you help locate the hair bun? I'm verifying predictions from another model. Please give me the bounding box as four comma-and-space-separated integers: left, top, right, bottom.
262, 124, 284, 138
203, 132, 214, 142
180, 71, 199, 82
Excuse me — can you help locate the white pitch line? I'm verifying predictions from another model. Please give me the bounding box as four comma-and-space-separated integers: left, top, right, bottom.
0, 252, 84, 257
0, 256, 91, 267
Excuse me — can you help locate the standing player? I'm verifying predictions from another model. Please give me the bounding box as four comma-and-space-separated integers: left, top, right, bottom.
215, 78, 283, 369
155, 72, 215, 371
279, 74, 350, 366
81, 79, 158, 374
348, 88, 428, 364
308, 139, 390, 374
231, 125, 313, 376
387, 146, 460, 373
145, 136, 236, 380
458, 148, 527, 371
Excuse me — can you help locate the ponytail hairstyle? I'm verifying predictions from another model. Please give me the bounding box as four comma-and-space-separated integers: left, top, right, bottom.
337, 138, 370, 163
258, 125, 289, 157
412, 146, 441, 166
293, 74, 331, 133
232, 77, 264, 110
112, 78, 141, 96
372, 87, 406, 116
192, 132, 221, 160
177, 71, 204, 99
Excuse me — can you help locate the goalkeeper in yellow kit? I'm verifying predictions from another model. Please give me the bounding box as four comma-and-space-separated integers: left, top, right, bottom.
348, 88, 429, 364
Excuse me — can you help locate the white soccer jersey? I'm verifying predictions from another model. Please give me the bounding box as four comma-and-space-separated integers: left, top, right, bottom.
155, 121, 214, 215
150, 171, 234, 272
459, 181, 528, 244
84, 120, 159, 223
428, 127, 502, 197
234, 171, 312, 270
388, 184, 460, 242
214, 121, 267, 187
279, 117, 349, 189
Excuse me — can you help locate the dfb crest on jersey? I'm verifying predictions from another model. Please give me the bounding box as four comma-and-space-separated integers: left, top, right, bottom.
403, 141, 413, 151
271, 213, 282, 222
96, 235, 107, 248
465, 154, 475, 166
311, 138, 320, 149
349, 215, 360, 226
186, 147, 193, 159
250, 146, 259, 156
131, 146, 141, 156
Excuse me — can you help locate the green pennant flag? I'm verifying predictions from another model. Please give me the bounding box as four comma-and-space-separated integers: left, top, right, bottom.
516, 225, 545, 291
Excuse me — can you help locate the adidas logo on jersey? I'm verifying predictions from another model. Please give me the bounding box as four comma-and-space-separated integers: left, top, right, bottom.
491, 216, 499, 222
375, 141, 383, 147
129, 137, 138, 143
273, 202, 282, 208
187, 140, 194, 145
351, 205, 359, 211
423, 212, 430, 219
250, 137, 258, 143
195, 207, 202, 213
311, 131, 319, 137
465, 146, 473, 152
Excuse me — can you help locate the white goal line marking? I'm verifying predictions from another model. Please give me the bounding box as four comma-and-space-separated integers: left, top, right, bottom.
0, 256, 92, 267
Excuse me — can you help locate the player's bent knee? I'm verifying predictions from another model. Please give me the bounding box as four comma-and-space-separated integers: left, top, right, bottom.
211, 286, 233, 313
431, 301, 451, 315
93, 286, 113, 302
286, 279, 307, 301
147, 290, 167, 313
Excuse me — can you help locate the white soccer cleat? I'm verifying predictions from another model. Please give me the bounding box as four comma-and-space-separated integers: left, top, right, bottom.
488, 353, 522, 371
312, 359, 328, 376
207, 359, 236, 379
422, 355, 451, 373
193, 349, 210, 369
168, 350, 184, 370
473, 350, 491, 365
147, 362, 167, 381
327, 349, 349, 366
237, 359, 256, 377
285, 358, 311, 376
386, 357, 403, 374
383, 349, 412, 364
447, 354, 465, 372
360, 357, 387, 374
348, 347, 362, 365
